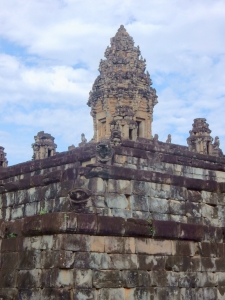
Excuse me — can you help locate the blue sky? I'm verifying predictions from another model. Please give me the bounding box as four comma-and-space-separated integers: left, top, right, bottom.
0, 0, 225, 165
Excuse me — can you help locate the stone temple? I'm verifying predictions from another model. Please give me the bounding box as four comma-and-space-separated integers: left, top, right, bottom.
0, 25, 225, 299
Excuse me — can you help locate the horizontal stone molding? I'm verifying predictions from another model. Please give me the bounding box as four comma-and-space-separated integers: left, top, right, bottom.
81, 165, 222, 193
1, 163, 224, 195
0, 140, 225, 182
0, 212, 224, 243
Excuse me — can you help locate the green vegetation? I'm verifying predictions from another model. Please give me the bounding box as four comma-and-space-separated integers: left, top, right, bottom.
39, 207, 48, 215
7, 233, 17, 238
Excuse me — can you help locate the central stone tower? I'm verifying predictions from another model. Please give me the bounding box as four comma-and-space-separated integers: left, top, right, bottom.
88, 25, 158, 142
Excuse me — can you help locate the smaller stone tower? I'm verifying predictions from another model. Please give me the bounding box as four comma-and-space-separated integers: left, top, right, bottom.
32, 131, 57, 160
187, 118, 223, 156
0, 146, 8, 167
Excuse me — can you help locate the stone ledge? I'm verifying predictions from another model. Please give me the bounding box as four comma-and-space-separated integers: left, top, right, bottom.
84, 165, 220, 192
0, 212, 223, 242
0, 140, 225, 182
0, 164, 223, 195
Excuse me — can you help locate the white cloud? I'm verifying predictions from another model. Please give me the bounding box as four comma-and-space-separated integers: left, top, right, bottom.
0, 0, 225, 164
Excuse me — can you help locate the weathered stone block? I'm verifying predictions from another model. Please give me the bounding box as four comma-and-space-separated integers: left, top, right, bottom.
42, 212, 67, 234
172, 240, 195, 256
151, 271, 179, 287
74, 269, 92, 288
149, 197, 169, 214
0, 288, 18, 300
169, 200, 186, 215
131, 288, 156, 300
92, 195, 105, 208
105, 236, 135, 254
17, 289, 40, 300
138, 255, 165, 271
77, 214, 97, 234
41, 269, 73, 288
156, 286, 181, 300
165, 256, 191, 272
93, 270, 123, 288
57, 251, 75, 268
42, 288, 71, 300
152, 220, 178, 239
178, 272, 197, 288
5, 218, 23, 238
40, 250, 59, 269
18, 250, 41, 269
108, 254, 138, 269
135, 238, 172, 255
27, 187, 42, 203
5, 192, 15, 207
130, 195, 149, 211
88, 178, 106, 194
218, 272, 225, 286
111, 208, 132, 219
202, 202, 218, 218
97, 288, 124, 300
24, 202, 38, 217
151, 183, 171, 199
132, 210, 151, 220
58, 234, 90, 252
215, 258, 225, 271
97, 216, 125, 236
196, 287, 217, 300
217, 286, 225, 300
170, 186, 187, 201
1, 236, 23, 252
124, 218, 152, 237
180, 287, 197, 300
105, 193, 128, 209
1, 252, 19, 270
196, 272, 217, 287
108, 179, 132, 195
122, 270, 139, 287
201, 257, 216, 272
74, 252, 108, 269
187, 190, 202, 203
133, 181, 150, 196
198, 242, 217, 257
90, 236, 105, 252
151, 212, 169, 221
179, 223, 204, 241
17, 269, 41, 288
185, 202, 202, 218
73, 289, 96, 300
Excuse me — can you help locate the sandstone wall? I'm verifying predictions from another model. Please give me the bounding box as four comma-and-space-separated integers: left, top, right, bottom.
1, 140, 225, 298
1, 212, 225, 300
1, 141, 225, 227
